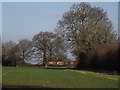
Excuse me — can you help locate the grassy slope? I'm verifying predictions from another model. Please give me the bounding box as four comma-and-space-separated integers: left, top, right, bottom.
2, 67, 119, 88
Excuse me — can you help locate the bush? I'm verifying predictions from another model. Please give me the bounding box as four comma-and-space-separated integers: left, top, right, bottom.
76, 43, 119, 73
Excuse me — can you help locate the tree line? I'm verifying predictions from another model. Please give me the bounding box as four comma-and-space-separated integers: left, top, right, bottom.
1, 2, 119, 73
2, 32, 67, 67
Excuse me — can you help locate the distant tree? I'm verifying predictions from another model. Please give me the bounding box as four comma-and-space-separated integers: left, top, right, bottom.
32, 31, 66, 67
0, 36, 2, 66
16, 39, 32, 65
56, 2, 117, 68
2, 41, 18, 66
118, 36, 120, 43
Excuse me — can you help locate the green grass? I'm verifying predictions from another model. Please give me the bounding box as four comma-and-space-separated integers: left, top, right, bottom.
2, 67, 119, 88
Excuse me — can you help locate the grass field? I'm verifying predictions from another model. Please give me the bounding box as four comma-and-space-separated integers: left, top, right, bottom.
2, 67, 119, 88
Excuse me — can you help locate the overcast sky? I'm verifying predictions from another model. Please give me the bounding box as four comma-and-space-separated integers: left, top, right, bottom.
2, 2, 118, 43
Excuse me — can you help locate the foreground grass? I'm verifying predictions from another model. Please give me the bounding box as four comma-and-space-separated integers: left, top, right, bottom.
2, 67, 119, 88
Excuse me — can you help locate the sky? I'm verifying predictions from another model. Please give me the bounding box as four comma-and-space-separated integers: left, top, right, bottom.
0, 2, 2, 39
2, 2, 118, 43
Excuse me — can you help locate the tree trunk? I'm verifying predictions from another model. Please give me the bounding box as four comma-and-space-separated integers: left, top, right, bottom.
43, 50, 47, 67
22, 51, 25, 63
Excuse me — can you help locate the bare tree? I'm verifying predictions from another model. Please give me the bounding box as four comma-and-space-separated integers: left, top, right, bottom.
2, 41, 17, 66
0, 37, 2, 66
56, 2, 117, 61
16, 39, 32, 65
32, 31, 66, 67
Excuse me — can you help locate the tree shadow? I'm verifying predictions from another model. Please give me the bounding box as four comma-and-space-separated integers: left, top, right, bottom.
2, 85, 84, 90
45, 67, 72, 70
2, 85, 51, 90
